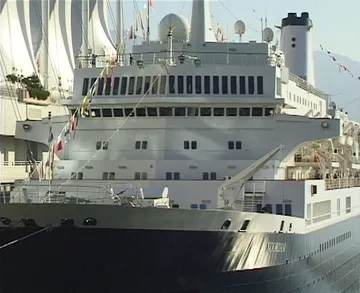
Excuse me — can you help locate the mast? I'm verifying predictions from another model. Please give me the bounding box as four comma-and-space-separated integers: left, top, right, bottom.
81, 0, 89, 68
147, 0, 150, 43
41, 0, 49, 89
116, 0, 124, 64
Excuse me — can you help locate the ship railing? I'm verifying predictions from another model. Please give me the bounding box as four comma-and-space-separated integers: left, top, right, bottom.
325, 178, 360, 190
289, 72, 328, 100
2, 161, 41, 167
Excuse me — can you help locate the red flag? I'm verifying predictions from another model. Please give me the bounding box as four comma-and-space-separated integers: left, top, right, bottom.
54, 140, 63, 153
149, 0, 154, 8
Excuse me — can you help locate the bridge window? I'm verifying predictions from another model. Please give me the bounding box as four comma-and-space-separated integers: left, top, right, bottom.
230, 76, 237, 94
214, 108, 224, 116
285, 204, 292, 216
195, 75, 202, 94
136, 76, 143, 95
265, 107, 274, 116
252, 107, 263, 116
143, 76, 151, 94
105, 77, 111, 95
89, 78, 96, 95
102, 108, 112, 117
128, 77, 135, 95
97, 78, 105, 95
82, 78, 89, 95
186, 76, 193, 94
213, 76, 219, 94
174, 107, 186, 116
136, 108, 146, 117
169, 75, 175, 94
177, 76, 184, 94
159, 107, 172, 116
265, 204, 273, 213
222, 76, 228, 94
226, 108, 237, 116
276, 204, 283, 215
257, 76, 264, 94
124, 108, 134, 117
239, 76, 246, 94
147, 107, 157, 117
113, 77, 120, 95
248, 76, 255, 94
113, 108, 123, 117
239, 107, 250, 116
187, 107, 198, 116
91, 109, 101, 117
200, 108, 211, 116
159, 76, 166, 94
151, 76, 159, 94
204, 76, 210, 94
120, 77, 127, 95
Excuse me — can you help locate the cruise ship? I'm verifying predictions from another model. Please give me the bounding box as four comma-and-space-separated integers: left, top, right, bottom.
2, 1, 360, 293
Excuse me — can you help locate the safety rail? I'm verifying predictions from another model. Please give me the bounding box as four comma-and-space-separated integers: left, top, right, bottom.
2, 161, 41, 167
325, 178, 360, 191
289, 72, 327, 100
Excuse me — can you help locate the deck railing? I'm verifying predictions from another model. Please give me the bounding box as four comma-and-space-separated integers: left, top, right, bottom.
325, 178, 360, 191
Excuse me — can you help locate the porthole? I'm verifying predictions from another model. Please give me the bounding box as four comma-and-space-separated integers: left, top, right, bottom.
1, 217, 11, 226
83, 217, 97, 226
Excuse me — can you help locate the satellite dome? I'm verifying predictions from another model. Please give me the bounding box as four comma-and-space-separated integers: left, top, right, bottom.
159, 13, 190, 42
234, 20, 246, 35
262, 27, 274, 43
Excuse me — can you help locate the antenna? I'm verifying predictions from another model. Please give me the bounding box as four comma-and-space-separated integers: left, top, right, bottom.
234, 20, 246, 42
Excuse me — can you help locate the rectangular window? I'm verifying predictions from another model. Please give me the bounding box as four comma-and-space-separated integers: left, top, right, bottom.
136, 76, 143, 95
265, 204, 273, 214
142, 141, 148, 149
136, 108, 146, 117
276, 204, 283, 215
120, 77, 127, 95
203, 172, 209, 180
195, 75, 202, 94
257, 76, 264, 94
135, 141, 141, 149
77, 172, 83, 180
200, 108, 211, 116
159, 107, 172, 116
337, 198, 340, 216
228, 141, 234, 150
104, 77, 111, 95
184, 141, 190, 149
230, 76, 237, 94
102, 172, 109, 180
90, 109, 101, 117
97, 78, 105, 95
222, 76, 228, 94
124, 108, 134, 117
239, 107, 250, 116
113, 77, 120, 95
102, 108, 112, 117
151, 76, 159, 94
284, 204, 292, 216
213, 108, 224, 116
311, 185, 317, 195
346, 196, 351, 213
210, 172, 217, 180
166, 172, 172, 180
191, 204, 198, 209
235, 141, 242, 149
177, 76, 184, 94
128, 77, 135, 95
204, 76, 210, 94
186, 76, 193, 94
134, 172, 141, 180
144, 76, 151, 94
248, 76, 255, 94
169, 75, 175, 94
141, 172, 147, 180
82, 78, 89, 95
113, 108, 123, 117
264, 108, 274, 116
191, 141, 197, 149
102, 141, 108, 150
109, 172, 115, 180
147, 107, 158, 116
252, 107, 263, 116
96, 141, 102, 150
187, 107, 198, 116
159, 75, 166, 94
71, 172, 76, 180
239, 76, 246, 94
174, 107, 186, 116
226, 108, 237, 116
199, 204, 207, 210
174, 172, 180, 180
213, 76, 219, 94
90, 78, 96, 94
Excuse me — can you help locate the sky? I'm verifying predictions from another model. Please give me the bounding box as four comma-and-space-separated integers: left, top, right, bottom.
108, 0, 360, 62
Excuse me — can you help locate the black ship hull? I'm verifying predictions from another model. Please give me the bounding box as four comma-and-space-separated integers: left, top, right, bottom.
0, 204, 359, 293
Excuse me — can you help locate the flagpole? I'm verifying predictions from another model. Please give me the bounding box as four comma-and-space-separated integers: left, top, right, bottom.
133, 0, 136, 47
47, 111, 52, 200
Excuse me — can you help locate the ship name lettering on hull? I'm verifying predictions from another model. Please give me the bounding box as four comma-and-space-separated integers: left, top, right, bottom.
267, 242, 286, 252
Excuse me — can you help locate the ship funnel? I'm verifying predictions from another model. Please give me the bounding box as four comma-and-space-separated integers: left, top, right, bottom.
280, 12, 315, 86
190, 0, 216, 49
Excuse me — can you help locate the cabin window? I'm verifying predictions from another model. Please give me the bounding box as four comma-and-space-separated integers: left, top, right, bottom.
135, 141, 141, 149
166, 172, 172, 180
276, 204, 283, 215
128, 77, 135, 95
226, 108, 237, 116
174, 172, 180, 180
96, 141, 102, 150
120, 77, 127, 95
174, 107, 186, 116
97, 78, 105, 95
151, 76, 159, 94
203, 172, 209, 180
113, 77, 120, 95
210, 172, 217, 180
91, 109, 101, 117
77, 172, 83, 180
190, 204, 198, 209
204, 76, 210, 94
184, 141, 190, 150
159, 107, 172, 116
186, 76, 193, 94
136, 108, 146, 117
102, 141, 108, 150
257, 76, 264, 94
134, 172, 141, 180
89, 78, 97, 94
124, 108, 134, 117
147, 107, 157, 117
239, 220, 250, 232
102, 172, 108, 180
142, 141, 148, 149
285, 204, 292, 216
230, 76, 237, 94
169, 75, 175, 94
235, 141, 242, 149
221, 219, 231, 230
177, 76, 184, 94
102, 108, 112, 117
265, 107, 274, 116
214, 108, 224, 116
228, 141, 234, 150
71, 172, 76, 180
265, 204, 272, 213
346, 196, 351, 213
187, 107, 198, 116
337, 198, 340, 216
136, 77, 143, 95
195, 75, 202, 94
104, 78, 111, 95
200, 108, 211, 116
311, 185, 317, 195
109, 172, 115, 180
144, 76, 151, 94
248, 76, 255, 94
82, 78, 89, 95
191, 141, 197, 149
252, 107, 263, 116
222, 76, 228, 94
159, 76, 166, 94
213, 76, 219, 94
239, 107, 250, 116
113, 108, 123, 117
239, 76, 246, 94
141, 172, 147, 180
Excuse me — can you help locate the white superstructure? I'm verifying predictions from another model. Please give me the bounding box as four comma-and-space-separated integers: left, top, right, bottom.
9, 0, 360, 235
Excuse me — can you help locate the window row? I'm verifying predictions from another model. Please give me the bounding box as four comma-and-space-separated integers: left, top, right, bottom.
82, 75, 264, 97
263, 203, 292, 216
319, 231, 351, 252
289, 92, 319, 110
77, 106, 275, 118
95, 141, 109, 150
